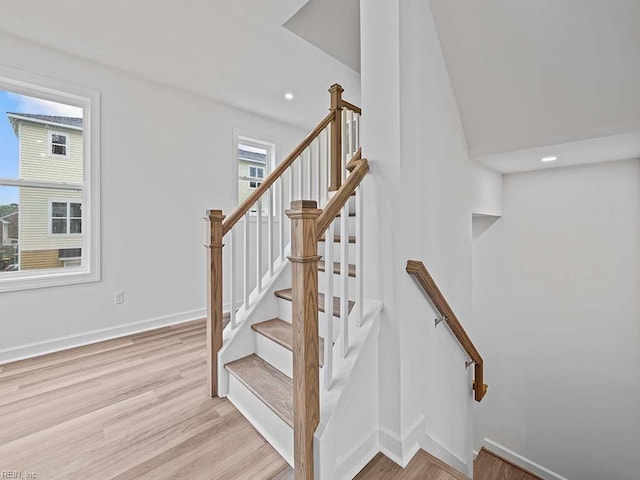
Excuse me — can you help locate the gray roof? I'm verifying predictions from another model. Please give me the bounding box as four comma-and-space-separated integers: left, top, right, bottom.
7, 113, 83, 128
238, 149, 267, 163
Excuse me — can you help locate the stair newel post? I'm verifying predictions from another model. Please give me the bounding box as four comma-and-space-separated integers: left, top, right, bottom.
286, 200, 322, 480
329, 83, 344, 192
206, 209, 225, 398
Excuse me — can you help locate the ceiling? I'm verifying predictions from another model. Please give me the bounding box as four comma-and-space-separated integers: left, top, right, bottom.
429, 0, 640, 172
3, 1, 638, 174
284, 0, 361, 72
0, 0, 361, 130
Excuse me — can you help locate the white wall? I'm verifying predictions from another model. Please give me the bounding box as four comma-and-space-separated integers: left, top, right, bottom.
0, 32, 307, 361
361, 0, 475, 473
472, 163, 503, 217
472, 159, 640, 480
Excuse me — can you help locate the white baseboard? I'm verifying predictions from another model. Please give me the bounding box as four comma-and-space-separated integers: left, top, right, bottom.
482, 438, 569, 480
333, 428, 379, 480
0, 308, 206, 365
379, 415, 425, 467
420, 433, 469, 476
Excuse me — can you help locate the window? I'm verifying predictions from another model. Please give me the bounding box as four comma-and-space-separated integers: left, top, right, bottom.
0, 65, 100, 292
49, 131, 69, 157
248, 166, 264, 189
50, 200, 82, 235
234, 132, 276, 213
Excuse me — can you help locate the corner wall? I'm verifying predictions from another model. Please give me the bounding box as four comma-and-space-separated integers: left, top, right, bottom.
472, 159, 640, 480
361, 0, 475, 474
0, 32, 306, 362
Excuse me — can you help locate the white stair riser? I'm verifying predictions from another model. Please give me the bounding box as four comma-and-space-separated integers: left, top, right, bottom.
277, 297, 342, 343
318, 270, 357, 296
227, 374, 294, 466
255, 333, 292, 378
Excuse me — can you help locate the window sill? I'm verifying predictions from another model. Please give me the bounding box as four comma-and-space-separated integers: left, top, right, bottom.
0, 268, 100, 293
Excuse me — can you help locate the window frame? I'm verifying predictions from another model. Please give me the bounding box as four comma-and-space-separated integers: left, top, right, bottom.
48, 130, 70, 158
0, 65, 101, 293
233, 129, 277, 216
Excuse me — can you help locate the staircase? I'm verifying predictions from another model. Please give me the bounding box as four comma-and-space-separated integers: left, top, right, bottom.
205, 85, 377, 480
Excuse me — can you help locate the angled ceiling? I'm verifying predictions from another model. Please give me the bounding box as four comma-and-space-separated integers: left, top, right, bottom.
284, 0, 361, 72
429, 0, 640, 172
0, 0, 361, 130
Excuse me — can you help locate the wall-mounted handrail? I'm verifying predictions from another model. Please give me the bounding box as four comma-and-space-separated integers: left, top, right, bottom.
406, 260, 488, 402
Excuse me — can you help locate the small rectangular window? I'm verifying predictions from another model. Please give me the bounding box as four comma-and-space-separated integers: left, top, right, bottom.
49, 131, 69, 157
50, 200, 82, 235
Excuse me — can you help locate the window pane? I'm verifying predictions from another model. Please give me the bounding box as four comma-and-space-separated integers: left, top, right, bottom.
51, 134, 66, 145
0, 90, 83, 182
70, 203, 81, 218
70, 219, 81, 234
52, 202, 67, 217
52, 218, 67, 234
51, 144, 67, 156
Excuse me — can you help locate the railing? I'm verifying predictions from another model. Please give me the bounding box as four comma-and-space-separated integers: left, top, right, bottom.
205, 84, 362, 479
287, 151, 368, 480
205, 84, 360, 397
406, 260, 488, 402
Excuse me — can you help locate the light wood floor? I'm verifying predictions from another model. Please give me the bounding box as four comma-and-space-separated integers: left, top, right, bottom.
474, 449, 542, 480
0, 319, 537, 480
0, 319, 292, 480
355, 450, 469, 480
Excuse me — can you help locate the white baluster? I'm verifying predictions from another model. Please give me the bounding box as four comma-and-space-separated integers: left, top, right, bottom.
348, 109, 354, 159
316, 136, 322, 205
356, 184, 363, 327
342, 109, 348, 174
340, 203, 349, 358
256, 198, 262, 293
355, 114, 360, 152
324, 219, 335, 390
279, 176, 284, 262
229, 228, 236, 328
325, 125, 331, 203
297, 156, 303, 200
306, 147, 312, 200
268, 186, 274, 277
243, 212, 250, 307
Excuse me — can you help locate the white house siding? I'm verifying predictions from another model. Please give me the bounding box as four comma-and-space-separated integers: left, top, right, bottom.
19, 122, 83, 183
17, 121, 83, 269
238, 159, 265, 205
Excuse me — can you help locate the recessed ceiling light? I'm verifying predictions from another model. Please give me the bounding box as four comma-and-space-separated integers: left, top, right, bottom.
284, 92, 294, 100
541, 156, 558, 162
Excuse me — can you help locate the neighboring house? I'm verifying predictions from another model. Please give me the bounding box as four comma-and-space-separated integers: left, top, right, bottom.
0, 210, 19, 270
7, 113, 83, 270
0, 210, 18, 246
238, 147, 267, 204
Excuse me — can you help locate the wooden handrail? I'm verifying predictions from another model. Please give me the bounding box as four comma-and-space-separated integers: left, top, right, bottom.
222, 111, 333, 236
316, 156, 369, 238
406, 260, 488, 402
340, 99, 362, 115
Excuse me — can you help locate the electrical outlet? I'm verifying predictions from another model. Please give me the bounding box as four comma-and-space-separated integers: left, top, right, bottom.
114, 291, 125, 305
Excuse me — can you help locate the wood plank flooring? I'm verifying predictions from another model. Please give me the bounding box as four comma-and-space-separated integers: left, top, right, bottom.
474, 449, 542, 480
0, 318, 539, 480
355, 450, 469, 480
0, 319, 291, 480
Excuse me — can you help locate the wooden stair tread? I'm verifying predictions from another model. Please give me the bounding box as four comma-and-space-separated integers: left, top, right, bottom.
251, 318, 325, 367
274, 289, 355, 318
225, 354, 293, 428
319, 235, 356, 244
318, 260, 356, 277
